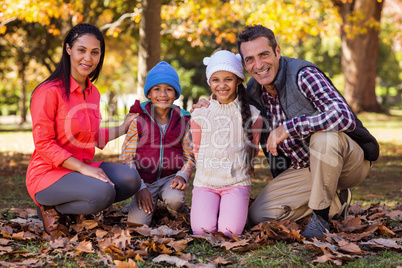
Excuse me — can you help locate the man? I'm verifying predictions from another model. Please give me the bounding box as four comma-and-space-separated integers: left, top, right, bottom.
195, 25, 379, 239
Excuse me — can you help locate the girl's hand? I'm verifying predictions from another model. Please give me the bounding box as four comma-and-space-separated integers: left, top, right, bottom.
170, 176, 187, 191
136, 189, 154, 214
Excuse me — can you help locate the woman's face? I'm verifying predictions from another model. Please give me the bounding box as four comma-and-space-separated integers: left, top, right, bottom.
66, 34, 101, 86
209, 71, 241, 104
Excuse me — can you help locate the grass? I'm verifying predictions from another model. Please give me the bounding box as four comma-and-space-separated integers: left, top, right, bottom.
0, 110, 401, 267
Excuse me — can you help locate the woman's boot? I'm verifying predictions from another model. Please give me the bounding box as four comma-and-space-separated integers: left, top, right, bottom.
38, 205, 70, 238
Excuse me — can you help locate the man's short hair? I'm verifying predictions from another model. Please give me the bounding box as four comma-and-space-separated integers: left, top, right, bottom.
237, 25, 278, 59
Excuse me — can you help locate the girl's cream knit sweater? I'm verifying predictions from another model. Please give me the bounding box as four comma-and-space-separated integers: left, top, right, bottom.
191, 97, 260, 188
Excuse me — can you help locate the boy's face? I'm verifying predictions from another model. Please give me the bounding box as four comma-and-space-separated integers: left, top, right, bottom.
147, 84, 176, 109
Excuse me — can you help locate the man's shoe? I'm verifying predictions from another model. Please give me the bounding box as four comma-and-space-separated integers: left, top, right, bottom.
336, 188, 352, 220
301, 212, 330, 239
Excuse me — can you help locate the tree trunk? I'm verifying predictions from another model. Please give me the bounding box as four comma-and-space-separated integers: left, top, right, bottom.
333, 0, 383, 113
137, 0, 162, 101
18, 49, 27, 124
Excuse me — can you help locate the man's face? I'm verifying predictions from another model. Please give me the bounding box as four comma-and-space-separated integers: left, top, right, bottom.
240, 36, 281, 90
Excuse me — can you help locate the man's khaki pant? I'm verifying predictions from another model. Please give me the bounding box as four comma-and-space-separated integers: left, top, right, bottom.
248, 131, 371, 224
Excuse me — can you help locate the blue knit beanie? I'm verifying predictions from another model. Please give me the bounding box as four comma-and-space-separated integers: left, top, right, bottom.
144, 61, 182, 99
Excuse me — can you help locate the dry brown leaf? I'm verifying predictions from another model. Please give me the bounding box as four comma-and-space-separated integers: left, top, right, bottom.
349, 202, 362, 215
221, 239, 249, 250
212, 256, 233, 265
339, 216, 367, 232
115, 258, 139, 268
359, 238, 402, 250
152, 254, 192, 267
367, 212, 386, 220
337, 239, 362, 254
388, 210, 402, 221
50, 237, 69, 249
376, 225, 396, 237
303, 238, 338, 252
11, 231, 24, 240
149, 225, 183, 237
81, 219, 99, 230
132, 225, 152, 236
0, 238, 10, 245
75, 240, 95, 253
167, 239, 188, 252
134, 253, 144, 262
157, 243, 173, 254
0, 246, 13, 252
96, 229, 108, 238
113, 229, 132, 250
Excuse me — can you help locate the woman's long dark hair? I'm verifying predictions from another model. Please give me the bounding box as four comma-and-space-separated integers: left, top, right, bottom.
237, 82, 256, 175
32, 23, 105, 101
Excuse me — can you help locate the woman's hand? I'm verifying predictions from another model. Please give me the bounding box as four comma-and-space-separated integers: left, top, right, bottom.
62, 156, 114, 187
136, 189, 154, 214
122, 113, 139, 133
78, 165, 115, 187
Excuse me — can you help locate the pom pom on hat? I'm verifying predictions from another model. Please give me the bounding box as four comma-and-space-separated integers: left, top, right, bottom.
144, 61, 181, 99
203, 50, 244, 86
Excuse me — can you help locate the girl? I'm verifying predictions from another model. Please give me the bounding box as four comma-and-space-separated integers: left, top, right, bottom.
190, 50, 262, 236
27, 24, 141, 238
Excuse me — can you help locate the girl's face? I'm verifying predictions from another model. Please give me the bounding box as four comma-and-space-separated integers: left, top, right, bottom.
66, 34, 101, 87
147, 84, 176, 109
209, 71, 241, 104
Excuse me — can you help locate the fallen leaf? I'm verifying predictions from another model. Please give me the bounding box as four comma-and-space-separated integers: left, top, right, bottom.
337, 239, 362, 254
221, 240, 250, 250
152, 254, 191, 267
0, 238, 10, 245
75, 240, 95, 253
359, 238, 402, 250
115, 258, 139, 268
212, 256, 233, 265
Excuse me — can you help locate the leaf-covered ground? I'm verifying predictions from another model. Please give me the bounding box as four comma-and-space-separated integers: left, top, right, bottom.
0, 201, 401, 267
0, 110, 401, 267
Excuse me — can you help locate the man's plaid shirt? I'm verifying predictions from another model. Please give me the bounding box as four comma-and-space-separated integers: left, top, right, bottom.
262, 67, 356, 169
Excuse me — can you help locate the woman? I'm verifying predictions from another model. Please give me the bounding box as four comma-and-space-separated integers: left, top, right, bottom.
27, 23, 140, 238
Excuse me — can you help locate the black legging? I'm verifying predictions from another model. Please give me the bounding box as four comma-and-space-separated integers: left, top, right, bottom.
35, 162, 140, 215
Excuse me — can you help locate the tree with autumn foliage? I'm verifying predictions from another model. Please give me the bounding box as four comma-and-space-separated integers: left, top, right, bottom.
0, 0, 401, 121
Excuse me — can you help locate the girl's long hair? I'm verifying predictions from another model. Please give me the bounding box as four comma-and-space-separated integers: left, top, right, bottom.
32, 23, 105, 101
237, 82, 256, 174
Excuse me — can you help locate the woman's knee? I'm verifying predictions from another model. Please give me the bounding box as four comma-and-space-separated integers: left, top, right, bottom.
86, 184, 116, 212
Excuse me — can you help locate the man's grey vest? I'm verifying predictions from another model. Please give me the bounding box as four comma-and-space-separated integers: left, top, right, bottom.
246, 56, 379, 177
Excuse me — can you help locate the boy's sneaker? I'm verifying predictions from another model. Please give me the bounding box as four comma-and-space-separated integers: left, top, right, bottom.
336, 188, 352, 220
301, 212, 330, 239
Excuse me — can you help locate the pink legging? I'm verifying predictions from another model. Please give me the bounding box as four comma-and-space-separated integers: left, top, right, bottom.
190, 186, 250, 236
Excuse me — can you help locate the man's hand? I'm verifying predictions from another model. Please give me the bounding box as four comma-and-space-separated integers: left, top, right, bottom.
190, 97, 210, 112
136, 189, 154, 214
170, 176, 187, 190
266, 125, 288, 156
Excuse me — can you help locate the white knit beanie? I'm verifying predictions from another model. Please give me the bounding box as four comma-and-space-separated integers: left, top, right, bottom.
203, 50, 244, 86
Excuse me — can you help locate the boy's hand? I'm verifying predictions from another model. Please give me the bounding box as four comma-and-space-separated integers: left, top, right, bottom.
136, 189, 154, 214
170, 176, 187, 191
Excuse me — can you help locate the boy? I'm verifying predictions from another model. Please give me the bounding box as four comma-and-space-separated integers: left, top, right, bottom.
121, 61, 195, 225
